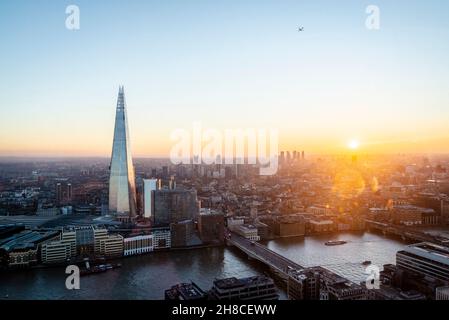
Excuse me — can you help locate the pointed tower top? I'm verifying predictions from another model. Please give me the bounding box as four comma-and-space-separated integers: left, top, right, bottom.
116, 86, 126, 110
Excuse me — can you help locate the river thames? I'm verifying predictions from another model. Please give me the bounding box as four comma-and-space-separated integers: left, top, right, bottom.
0, 231, 407, 300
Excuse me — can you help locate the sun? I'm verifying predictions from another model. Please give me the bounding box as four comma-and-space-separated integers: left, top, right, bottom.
347, 139, 360, 150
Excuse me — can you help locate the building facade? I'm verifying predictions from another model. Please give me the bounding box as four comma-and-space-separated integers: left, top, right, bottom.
436, 286, 449, 300
152, 228, 171, 249
99, 234, 124, 257
170, 220, 194, 247
233, 224, 260, 241
153, 188, 199, 226
209, 276, 279, 300
123, 234, 154, 256
143, 179, 158, 219
396, 242, 449, 282
198, 209, 225, 244
41, 241, 72, 264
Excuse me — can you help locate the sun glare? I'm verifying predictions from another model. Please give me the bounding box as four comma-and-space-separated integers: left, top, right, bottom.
348, 139, 360, 150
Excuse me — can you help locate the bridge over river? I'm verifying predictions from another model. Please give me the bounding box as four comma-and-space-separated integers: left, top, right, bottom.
227, 232, 303, 279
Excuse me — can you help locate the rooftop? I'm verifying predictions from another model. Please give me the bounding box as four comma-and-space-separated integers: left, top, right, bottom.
199, 208, 223, 216
0, 230, 59, 252
213, 276, 273, 290
401, 242, 449, 266
165, 282, 206, 300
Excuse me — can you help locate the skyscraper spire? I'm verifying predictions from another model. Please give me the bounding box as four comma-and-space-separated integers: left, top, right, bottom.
108, 86, 137, 218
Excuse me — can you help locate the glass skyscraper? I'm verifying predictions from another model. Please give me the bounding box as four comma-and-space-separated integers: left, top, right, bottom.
108, 86, 137, 218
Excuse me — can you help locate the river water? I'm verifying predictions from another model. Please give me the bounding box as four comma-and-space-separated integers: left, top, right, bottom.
0, 231, 407, 300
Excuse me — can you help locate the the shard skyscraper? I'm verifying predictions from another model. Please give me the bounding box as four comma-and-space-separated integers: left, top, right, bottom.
108, 86, 137, 218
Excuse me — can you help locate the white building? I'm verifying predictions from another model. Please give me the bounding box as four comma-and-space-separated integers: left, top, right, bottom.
60, 230, 76, 257
99, 234, 124, 257
93, 227, 108, 255
227, 217, 244, 231
233, 224, 260, 241
143, 179, 159, 219
307, 205, 332, 215
41, 241, 72, 264
124, 234, 154, 256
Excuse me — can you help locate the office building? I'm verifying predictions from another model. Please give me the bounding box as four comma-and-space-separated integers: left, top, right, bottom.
108, 86, 137, 218
308, 218, 335, 234
198, 208, 225, 244
279, 151, 285, 165
162, 166, 169, 179
76, 226, 95, 255
143, 179, 158, 219
316, 267, 366, 300
255, 221, 270, 240
436, 286, 449, 300
56, 181, 72, 206
36, 204, 60, 217
286, 151, 291, 163
287, 266, 366, 300
152, 228, 171, 249
227, 217, 244, 230
392, 205, 435, 226
123, 234, 154, 256
233, 224, 260, 241
153, 187, 199, 226
170, 220, 194, 247
60, 229, 76, 257
57, 226, 118, 258
379, 263, 444, 299
0, 231, 59, 268
41, 241, 72, 264
287, 268, 320, 300
93, 227, 108, 255
367, 286, 426, 300
209, 276, 279, 300
99, 234, 124, 257
274, 215, 306, 237
165, 282, 207, 300
396, 242, 449, 282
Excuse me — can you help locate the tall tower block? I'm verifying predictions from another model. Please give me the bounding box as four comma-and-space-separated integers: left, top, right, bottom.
108, 86, 137, 218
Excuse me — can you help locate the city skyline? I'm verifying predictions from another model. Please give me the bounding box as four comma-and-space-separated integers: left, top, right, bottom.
1, 1, 449, 157
2, 0, 449, 308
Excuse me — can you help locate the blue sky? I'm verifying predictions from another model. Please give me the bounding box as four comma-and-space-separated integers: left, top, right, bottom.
1, 0, 449, 156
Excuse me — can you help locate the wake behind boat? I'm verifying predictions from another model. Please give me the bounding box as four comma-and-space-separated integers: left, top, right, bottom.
80, 263, 122, 276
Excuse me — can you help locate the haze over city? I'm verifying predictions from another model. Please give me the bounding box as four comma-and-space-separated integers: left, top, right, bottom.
1, 0, 449, 157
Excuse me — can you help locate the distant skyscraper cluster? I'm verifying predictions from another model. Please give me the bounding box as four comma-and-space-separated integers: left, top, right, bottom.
279, 150, 305, 165
55, 180, 72, 206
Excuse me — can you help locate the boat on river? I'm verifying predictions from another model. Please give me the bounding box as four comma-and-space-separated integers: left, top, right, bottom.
325, 240, 347, 246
